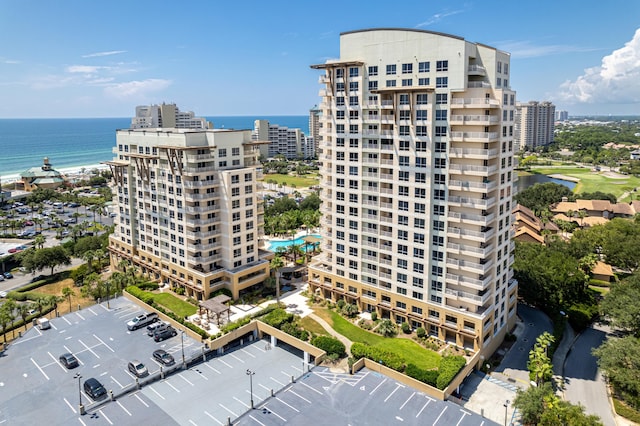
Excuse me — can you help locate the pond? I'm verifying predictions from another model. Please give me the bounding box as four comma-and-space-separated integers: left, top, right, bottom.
516, 173, 577, 193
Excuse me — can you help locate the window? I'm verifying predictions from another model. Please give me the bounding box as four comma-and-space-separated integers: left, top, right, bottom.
399, 126, 410, 136
399, 156, 410, 166
415, 203, 426, 214
399, 110, 411, 120
398, 201, 409, 211
435, 110, 447, 121
399, 171, 409, 181
434, 174, 446, 184
349, 124, 359, 134
435, 126, 447, 137
433, 220, 445, 231
504, 63, 509, 75
416, 110, 428, 120
399, 140, 410, 151
349, 81, 359, 91
418, 77, 430, 86
386, 80, 396, 87
398, 186, 409, 196
219, 148, 227, 157
336, 82, 345, 92
434, 189, 445, 200
402, 79, 412, 87
414, 188, 426, 199
368, 80, 378, 90
402, 63, 413, 74
497, 62, 502, 73
415, 157, 427, 168
368, 66, 378, 76
336, 96, 345, 106
349, 67, 359, 77
435, 93, 448, 104
413, 247, 424, 258
399, 94, 409, 105
416, 93, 428, 104
397, 244, 408, 255
398, 215, 408, 225
349, 96, 359, 106
436, 60, 448, 71
435, 77, 448, 88
415, 172, 426, 183
418, 61, 430, 72
386, 64, 396, 75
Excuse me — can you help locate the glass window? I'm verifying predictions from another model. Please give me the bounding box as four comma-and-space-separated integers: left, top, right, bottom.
349, 67, 359, 77
402, 79, 412, 87
436, 60, 448, 71
418, 61, 430, 72
402, 63, 413, 74
386, 64, 396, 75
436, 77, 448, 88
368, 66, 378, 76
386, 80, 396, 87
418, 78, 430, 86
435, 93, 448, 104
336, 68, 344, 78
416, 94, 428, 104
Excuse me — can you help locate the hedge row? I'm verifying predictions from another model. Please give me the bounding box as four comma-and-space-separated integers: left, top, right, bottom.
351, 342, 466, 390
311, 335, 345, 357
262, 308, 294, 329
221, 303, 281, 334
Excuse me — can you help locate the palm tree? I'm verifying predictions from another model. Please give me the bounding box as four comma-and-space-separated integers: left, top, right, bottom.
577, 209, 587, 227
376, 319, 397, 337
62, 287, 75, 313
270, 254, 285, 305
33, 234, 46, 249
82, 250, 95, 272
18, 303, 33, 330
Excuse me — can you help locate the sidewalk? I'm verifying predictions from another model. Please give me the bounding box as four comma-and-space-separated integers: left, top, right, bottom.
307, 312, 353, 354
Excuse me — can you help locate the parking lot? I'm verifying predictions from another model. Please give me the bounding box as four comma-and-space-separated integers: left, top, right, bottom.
0, 296, 496, 425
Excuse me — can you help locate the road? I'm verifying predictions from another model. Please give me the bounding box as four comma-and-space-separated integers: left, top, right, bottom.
492, 304, 553, 388
563, 324, 616, 426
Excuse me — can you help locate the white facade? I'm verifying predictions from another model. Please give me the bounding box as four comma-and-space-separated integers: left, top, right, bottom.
309, 105, 322, 155
252, 120, 313, 159
309, 28, 518, 356
107, 128, 271, 300
131, 103, 210, 130
555, 110, 569, 122
515, 101, 556, 151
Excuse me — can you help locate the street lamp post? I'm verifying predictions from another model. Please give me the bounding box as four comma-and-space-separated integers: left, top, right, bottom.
74, 373, 85, 415
503, 399, 510, 426
246, 369, 255, 409
181, 330, 186, 369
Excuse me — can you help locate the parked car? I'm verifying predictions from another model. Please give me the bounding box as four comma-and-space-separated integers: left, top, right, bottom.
0, 275, 4, 282
83, 378, 107, 400
30, 275, 45, 283
152, 349, 175, 366
4, 272, 13, 279
59, 353, 79, 369
147, 321, 170, 337
127, 360, 148, 378
154, 326, 178, 342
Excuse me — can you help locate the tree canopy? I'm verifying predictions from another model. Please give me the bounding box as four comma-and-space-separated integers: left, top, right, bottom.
514, 182, 574, 214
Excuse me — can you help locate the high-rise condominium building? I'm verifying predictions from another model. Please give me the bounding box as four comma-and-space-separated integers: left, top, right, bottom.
309, 105, 322, 155
309, 28, 518, 357
131, 103, 211, 129
514, 101, 555, 151
252, 120, 314, 160
107, 127, 271, 300
555, 110, 569, 122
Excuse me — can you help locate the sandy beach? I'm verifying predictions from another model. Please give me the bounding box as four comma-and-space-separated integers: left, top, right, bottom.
1, 163, 110, 185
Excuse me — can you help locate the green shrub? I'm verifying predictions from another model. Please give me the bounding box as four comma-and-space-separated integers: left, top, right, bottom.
405, 363, 438, 386
349, 342, 405, 371
311, 335, 346, 357
416, 327, 426, 339
436, 356, 466, 390
567, 303, 598, 332
175, 287, 185, 295
370, 311, 378, 322
137, 281, 159, 291
401, 322, 411, 334
211, 288, 233, 298
262, 308, 294, 329
336, 299, 346, 309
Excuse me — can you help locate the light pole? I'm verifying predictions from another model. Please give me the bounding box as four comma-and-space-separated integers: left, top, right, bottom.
246, 369, 255, 409
503, 399, 510, 426
181, 330, 186, 369
74, 373, 85, 415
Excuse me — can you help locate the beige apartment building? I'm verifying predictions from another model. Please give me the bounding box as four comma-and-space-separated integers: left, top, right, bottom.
309, 28, 518, 357
107, 128, 272, 300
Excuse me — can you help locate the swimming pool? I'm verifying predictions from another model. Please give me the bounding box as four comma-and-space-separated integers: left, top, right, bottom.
268, 234, 322, 252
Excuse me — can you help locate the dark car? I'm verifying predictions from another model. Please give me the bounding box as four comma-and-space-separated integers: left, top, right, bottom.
3, 272, 13, 279
83, 378, 107, 400
127, 360, 149, 377
59, 353, 79, 369
152, 349, 175, 366
147, 321, 170, 337
30, 275, 46, 283
154, 326, 178, 342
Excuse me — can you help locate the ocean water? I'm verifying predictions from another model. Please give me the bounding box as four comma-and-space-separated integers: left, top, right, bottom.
0, 116, 309, 180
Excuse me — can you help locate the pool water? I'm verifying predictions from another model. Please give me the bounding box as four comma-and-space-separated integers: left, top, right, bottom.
268, 234, 321, 252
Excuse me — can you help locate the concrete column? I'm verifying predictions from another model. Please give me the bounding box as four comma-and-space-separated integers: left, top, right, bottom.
303, 352, 310, 371
270, 335, 277, 348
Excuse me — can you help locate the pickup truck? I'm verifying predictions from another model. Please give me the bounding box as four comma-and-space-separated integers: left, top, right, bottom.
127, 312, 159, 331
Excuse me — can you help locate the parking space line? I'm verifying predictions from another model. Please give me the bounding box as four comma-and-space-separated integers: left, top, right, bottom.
204, 411, 223, 425
48, 352, 66, 372
64, 397, 76, 413
270, 376, 285, 387
384, 383, 404, 402
433, 406, 448, 425
218, 359, 233, 369
99, 409, 113, 425
98, 304, 110, 312
193, 368, 209, 380
134, 393, 149, 407
259, 383, 272, 393
298, 380, 323, 395
261, 404, 286, 422
203, 363, 221, 374
188, 420, 197, 426
31, 357, 49, 380
93, 334, 115, 352
400, 392, 415, 410
149, 386, 166, 400
179, 373, 195, 386
50, 322, 58, 330
62, 316, 72, 325
276, 396, 300, 412
78, 417, 87, 426
249, 415, 266, 426
117, 401, 132, 416
369, 378, 387, 395
456, 409, 470, 426
288, 389, 311, 404
75, 312, 85, 321
233, 396, 250, 408
87, 308, 99, 316
416, 398, 432, 418
240, 348, 256, 358
78, 339, 99, 358
165, 381, 181, 393
229, 353, 245, 363
218, 403, 238, 417
111, 375, 125, 389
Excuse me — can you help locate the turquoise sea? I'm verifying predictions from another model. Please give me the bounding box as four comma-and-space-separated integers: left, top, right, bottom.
0, 116, 309, 180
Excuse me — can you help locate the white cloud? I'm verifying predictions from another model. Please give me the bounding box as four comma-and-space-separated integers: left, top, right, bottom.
66, 65, 106, 74
496, 40, 599, 59
559, 28, 640, 104
103, 79, 171, 99
3, 59, 20, 64
82, 50, 126, 58
415, 10, 463, 28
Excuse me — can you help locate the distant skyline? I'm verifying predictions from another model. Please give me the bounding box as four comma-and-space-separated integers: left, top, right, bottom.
1, 0, 639, 118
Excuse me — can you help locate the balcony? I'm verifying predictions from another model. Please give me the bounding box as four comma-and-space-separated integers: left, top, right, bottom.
450, 98, 500, 108
449, 163, 498, 176
448, 211, 495, 226
447, 242, 494, 258
447, 226, 495, 242
445, 288, 490, 306
448, 195, 495, 209
467, 65, 486, 75
467, 81, 492, 89
449, 148, 498, 160
446, 257, 493, 274
445, 273, 492, 291
448, 179, 497, 192
449, 115, 499, 125
450, 131, 499, 142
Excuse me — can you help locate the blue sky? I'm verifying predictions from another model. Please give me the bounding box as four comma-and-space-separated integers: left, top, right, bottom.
1, 0, 639, 118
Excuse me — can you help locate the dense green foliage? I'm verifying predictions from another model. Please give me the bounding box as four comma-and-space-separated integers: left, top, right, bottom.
514, 182, 574, 213
262, 308, 295, 329
311, 335, 346, 357
263, 196, 321, 236
600, 272, 640, 335
594, 336, 640, 411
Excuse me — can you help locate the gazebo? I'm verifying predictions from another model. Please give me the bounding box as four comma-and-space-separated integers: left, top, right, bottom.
197, 295, 231, 326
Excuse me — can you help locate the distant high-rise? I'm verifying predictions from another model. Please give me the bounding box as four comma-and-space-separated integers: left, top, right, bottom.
131, 103, 210, 129
515, 101, 555, 151
309, 28, 518, 358
309, 105, 322, 155
555, 110, 569, 122
252, 120, 314, 160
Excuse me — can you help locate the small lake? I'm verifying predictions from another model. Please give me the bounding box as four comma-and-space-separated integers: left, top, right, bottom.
516, 173, 577, 192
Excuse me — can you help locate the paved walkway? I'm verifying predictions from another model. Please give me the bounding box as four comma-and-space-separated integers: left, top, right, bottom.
552, 321, 576, 396
307, 312, 353, 353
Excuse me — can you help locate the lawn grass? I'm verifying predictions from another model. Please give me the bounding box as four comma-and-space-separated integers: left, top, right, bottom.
314, 308, 441, 370
152, 293, 197, 318
299, 316, 329, 336
613, 397, 640, 424
526, 166, 640, 200
261, 173, 319, 188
